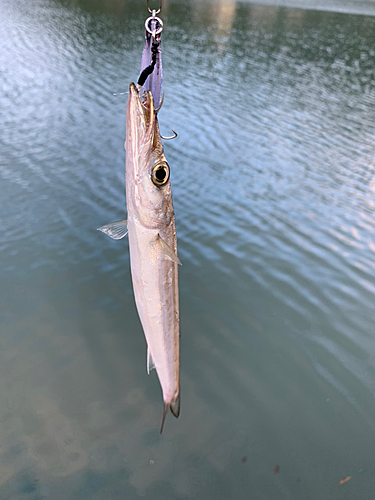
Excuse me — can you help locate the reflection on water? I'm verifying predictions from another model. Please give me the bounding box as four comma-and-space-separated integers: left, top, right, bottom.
1, 0, 375, 498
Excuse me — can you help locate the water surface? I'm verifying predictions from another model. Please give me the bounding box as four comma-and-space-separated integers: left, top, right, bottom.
1, 0, 375, 498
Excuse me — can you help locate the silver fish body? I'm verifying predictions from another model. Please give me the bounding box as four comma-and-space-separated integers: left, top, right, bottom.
125, 83, 180, 429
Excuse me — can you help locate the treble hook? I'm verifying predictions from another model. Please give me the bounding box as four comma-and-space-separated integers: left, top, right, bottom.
161, 130, 178, 140
147, 0, 162, 14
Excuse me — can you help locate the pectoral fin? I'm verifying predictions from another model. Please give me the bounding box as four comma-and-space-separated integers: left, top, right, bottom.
151, 234, 182, 265
147, 346, 155, 374
97, 220, 128, 240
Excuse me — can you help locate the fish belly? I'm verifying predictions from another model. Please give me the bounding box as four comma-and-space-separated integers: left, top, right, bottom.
127, 215, 179, 404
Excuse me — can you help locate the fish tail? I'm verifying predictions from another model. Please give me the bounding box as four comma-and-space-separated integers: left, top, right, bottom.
160, 402, 169, 434
160, 393, 180, 434
170, 393, 180, 418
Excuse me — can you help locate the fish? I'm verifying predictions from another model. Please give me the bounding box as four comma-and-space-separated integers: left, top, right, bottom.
98, 83, 180, 433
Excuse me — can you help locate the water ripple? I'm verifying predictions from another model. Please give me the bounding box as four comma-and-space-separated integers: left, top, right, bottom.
1, 2, 375, 496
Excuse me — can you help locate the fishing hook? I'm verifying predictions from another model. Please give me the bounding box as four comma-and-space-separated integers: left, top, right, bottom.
155, 92, 165, 112
161, 129, 178, 140
147, 0, 162, 15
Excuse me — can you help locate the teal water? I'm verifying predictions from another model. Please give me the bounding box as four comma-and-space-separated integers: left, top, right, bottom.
1, 0, 375, 498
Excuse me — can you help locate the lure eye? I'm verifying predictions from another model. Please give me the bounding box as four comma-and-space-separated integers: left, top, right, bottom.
151, 162, 170, 187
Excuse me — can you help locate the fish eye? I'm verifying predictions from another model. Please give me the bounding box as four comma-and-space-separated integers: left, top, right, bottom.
151, 162, 170, 187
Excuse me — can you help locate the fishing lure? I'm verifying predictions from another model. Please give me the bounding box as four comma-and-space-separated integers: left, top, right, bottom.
138, 3, 164, 108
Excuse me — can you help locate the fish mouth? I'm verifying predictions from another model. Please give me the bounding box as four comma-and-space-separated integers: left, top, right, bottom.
129, 83, 156, 144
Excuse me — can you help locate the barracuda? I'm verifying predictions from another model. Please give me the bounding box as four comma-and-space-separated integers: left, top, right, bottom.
99, 83, 180, 432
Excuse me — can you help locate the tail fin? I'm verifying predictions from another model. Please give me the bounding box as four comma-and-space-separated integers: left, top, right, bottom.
160, 393, 180, 433
160, 402, 169, 434
170, 393, 180, 418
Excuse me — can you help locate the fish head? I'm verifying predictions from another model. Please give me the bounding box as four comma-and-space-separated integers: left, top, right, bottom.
126, 83, 174, 229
